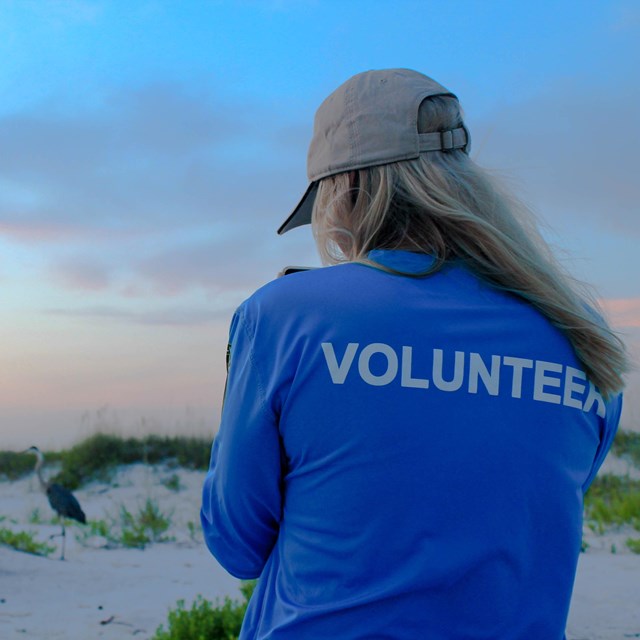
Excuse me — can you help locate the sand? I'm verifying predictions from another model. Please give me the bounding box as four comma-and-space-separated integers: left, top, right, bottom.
1, 459, 639, 639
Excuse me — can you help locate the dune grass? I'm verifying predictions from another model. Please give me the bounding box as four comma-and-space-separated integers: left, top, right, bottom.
584, 474, 640, 534
76, 498, 174, 549
2, 429, 639, 533
0, 526, 55, 556
612, 430, 640, 468
119, 498, 174, 548
1, 433, 212, 489
0, 449, 63, 481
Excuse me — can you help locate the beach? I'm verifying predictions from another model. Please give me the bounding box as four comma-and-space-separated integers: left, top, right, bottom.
1, 460, 639, 639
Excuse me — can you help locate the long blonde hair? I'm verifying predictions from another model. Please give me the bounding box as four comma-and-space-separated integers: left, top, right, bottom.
312, 96, 628, 399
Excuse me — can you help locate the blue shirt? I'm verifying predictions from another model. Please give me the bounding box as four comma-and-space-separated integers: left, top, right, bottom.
201, 249, 622, 640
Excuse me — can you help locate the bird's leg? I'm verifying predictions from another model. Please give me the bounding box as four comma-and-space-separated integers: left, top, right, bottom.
60, 521, 66, 561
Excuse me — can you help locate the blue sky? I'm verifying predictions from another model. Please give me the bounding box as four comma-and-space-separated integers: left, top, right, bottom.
1, 0, 638, 447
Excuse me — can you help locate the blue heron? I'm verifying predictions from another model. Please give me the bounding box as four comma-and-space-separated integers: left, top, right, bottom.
26, 446, 86, 560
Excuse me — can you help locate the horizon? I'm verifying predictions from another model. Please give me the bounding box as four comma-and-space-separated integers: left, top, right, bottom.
1, 1, 639, 450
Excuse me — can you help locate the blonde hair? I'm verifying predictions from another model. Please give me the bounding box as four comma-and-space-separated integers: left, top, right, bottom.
312, 96, 628, 399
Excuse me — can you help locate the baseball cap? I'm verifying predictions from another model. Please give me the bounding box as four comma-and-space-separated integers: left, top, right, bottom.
278, 68, 470, 235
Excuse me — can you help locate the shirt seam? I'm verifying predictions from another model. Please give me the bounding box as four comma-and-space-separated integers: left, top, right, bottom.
238, 304, 272, 424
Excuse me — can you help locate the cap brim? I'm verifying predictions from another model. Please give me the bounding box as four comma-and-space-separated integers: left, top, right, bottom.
277, 181, 318, 235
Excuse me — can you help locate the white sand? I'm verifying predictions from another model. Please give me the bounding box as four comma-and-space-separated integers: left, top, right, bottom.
1, 460, 639, 639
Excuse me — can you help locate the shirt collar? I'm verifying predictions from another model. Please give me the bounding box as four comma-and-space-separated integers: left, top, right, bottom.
366, 249, 437, 275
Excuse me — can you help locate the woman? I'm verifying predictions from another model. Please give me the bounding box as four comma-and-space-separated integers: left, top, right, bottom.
201, 69, 627, 639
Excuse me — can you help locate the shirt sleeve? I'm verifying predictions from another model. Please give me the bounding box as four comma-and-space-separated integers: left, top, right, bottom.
200, 304, 283, 579
582, 392, 624, 492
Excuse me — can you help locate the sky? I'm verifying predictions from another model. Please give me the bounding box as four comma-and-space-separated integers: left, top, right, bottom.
1, 0, 639, 449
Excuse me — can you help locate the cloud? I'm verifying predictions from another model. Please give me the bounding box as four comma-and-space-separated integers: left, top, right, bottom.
0, 221, 88, 243
42, 220, 301, 296
45, 304, 235, 327
49, 258, 112, 291
0, 80, 314, 297
599, 297, 640, 329
0, 82, 298, 239
473, 78, 640, 235
132, 231, 283, 296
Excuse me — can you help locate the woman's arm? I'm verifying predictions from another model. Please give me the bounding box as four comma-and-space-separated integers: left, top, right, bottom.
201, 306, 283, 579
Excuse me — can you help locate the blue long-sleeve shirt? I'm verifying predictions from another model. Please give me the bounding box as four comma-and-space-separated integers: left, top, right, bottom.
201, 249, 622, 639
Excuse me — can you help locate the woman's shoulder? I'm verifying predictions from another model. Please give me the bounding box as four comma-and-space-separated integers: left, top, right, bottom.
243, 263, 361, 308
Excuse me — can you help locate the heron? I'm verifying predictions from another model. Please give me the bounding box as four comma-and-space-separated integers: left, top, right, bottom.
25, 446, 86, 560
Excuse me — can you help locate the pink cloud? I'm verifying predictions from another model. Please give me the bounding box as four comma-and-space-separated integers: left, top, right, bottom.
0, 221, 85, 243
599, 298, 640, 328
49, 260, 112, 291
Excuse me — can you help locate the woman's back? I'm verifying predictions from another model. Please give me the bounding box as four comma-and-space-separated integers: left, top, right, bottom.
204, 249, 621, 639
202, 68, 626, 639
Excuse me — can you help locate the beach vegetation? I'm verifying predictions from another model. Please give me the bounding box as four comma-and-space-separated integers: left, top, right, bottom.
119, 498, 173, 548
161, 473, 183, 492
0, 433, 212, 489
75, 501, 174, 549
85, 518, 112, 539
153, 581, 256, 640
187, 520, 201, 544
27, 508, 44, 524
612, 430, 640, 468
0, 449, 61, 480
54, 433, 212, 489
626, 538, 640, 554
584, 474, 640, 533
0, 526, 55, 556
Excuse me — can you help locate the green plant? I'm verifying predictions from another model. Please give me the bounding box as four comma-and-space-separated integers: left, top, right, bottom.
1, 433, 213, 487
88, 518, 111, 538
162, 473, 183, 492
626, 538, 640, 554
187, 521, 201, 543
0, 451, 42, 480
28, 508, 43, 524
75, 502, 174, 549
0, 527, 55, 556
75, 518, 114, 547
584, 474, 640, 532
153, 582, 256, 640
612, 430, 640, 468
119, 499, 173, 549
54, 434, 211, 489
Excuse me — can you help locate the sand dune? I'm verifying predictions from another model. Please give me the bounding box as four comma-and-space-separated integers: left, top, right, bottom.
1, 460, 639, 639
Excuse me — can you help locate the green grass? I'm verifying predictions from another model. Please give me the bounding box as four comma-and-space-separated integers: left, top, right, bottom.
584, 474, 640, 533
153, 582, 256, 640
0, 526, 55, 556
27, 508, 45, 525
76, 499, 174, 549
119, 499, 173, 549
161, 473, 183, 492
627, 538, 640, 554
1, 433, 212, 489
83, 518, 112, 539
54, 433, 212, 489
612, 430, 640, 468
187, 521, 201, 544
0, 449, 63, 481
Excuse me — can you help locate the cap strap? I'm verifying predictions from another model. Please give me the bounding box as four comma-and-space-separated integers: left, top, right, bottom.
418, 127, 468, 152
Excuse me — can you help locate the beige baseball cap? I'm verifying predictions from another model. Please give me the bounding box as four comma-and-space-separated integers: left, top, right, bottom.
278, 68, 470, 235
